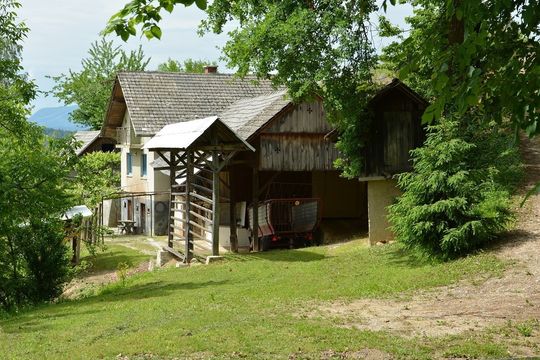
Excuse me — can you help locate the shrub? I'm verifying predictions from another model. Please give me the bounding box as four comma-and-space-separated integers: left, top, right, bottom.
0, 220, 72, 310
388, 117, 522, 259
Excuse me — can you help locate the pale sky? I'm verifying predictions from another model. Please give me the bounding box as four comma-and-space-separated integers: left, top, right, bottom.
18, 1, 412, 112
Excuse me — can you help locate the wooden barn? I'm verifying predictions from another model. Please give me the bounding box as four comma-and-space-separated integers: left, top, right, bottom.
101, 70, 426, 261
143, 89, 369, 258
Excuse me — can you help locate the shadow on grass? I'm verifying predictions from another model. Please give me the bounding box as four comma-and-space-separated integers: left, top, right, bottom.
372, 244, 438, 268
86, 279, 230, 303
1, 279, 230, 333
80, 248, 150, 274
484, 228, 538, 252
241, 247, 328, 263
2, 308, 105, 334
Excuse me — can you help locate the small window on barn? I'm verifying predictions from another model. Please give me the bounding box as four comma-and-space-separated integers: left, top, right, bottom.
127, 152, 133, 176
141, 153, 148, 177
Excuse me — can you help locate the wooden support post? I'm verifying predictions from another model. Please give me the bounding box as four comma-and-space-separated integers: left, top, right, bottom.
252, 167, 260, 252
100, 198, 104, 245
212, 150, 220, 256
167, 150, 177, 248
229, 169, 238, 252
185, 150, 194, 262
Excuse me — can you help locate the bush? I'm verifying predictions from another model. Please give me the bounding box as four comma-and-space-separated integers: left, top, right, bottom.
388, 118, 522, 259
0, 220, 72, 310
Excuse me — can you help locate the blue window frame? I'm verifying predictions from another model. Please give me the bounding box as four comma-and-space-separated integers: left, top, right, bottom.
141, 153, 148, 177
127, 152, 133, 175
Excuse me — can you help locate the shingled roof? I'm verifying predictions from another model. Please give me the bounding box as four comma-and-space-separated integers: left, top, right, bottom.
73, 130, 100, 156
220, 90, 291, 140
108, 72, 279, 136
148, 91, 294, 173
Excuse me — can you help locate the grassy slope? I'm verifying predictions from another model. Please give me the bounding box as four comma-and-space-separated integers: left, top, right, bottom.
0, 241, 506, 359
79, 243, 152, 273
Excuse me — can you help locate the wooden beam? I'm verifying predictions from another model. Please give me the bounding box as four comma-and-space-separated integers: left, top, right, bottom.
212, 149, 220, 256
217, 151, 238, 172
193, 151, 214, 170
192, 183, 213, 194
193, 173, 213, 185
229, 168, 238, 253
196, 144, 249, 152
189, 210, 212, 223
189, 219, 210, 233
190, 201, 212, 214
252, 166, 260, 252
189, 192, 213, 205
167, 150, 177, 248
184, 150, 194, 262
163, 246, 185, 262
157, 150, 171, 166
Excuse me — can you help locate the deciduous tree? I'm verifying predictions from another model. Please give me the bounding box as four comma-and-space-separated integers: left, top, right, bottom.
0, 0, 78, 310
157, 58, 217, 73
51, 38, 150, 130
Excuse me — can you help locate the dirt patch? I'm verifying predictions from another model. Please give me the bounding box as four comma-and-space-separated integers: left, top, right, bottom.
286, 349, 392, 360
310, 136, 540, 338
62, 259, 151, 299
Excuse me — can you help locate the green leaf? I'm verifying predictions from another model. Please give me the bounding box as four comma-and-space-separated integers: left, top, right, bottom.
195, 0, 207, 10
525, 120, 537, 137
434, 73, 449, 91
440, 63, 449, 72
150, 25, 162, 39
399, 63, 411, 79
144, 29, 154, 39
521, 182, 540, 207
422, 105, 436, 123
455, 8, 463, 20
127, 24, 137, 36
164, 3, 174, 12
119, 29, 130, 42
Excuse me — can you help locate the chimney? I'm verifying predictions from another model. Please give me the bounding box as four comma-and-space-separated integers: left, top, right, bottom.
204, 65, 218, 74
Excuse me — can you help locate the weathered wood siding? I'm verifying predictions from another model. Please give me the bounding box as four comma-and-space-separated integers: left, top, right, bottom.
259, 134, 338, 171
383, 111, 415, 173
258, 100, 339, 171
103, 81, 127, 139
363, 86, 426, 177
264, 101, 330, 134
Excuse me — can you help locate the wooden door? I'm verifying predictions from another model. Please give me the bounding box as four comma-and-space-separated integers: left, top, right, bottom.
127, 200, 133, 220
140, 203, 146, 234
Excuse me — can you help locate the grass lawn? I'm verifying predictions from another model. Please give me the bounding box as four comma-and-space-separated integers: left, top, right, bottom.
79, 241, 153, 274
0, 240, 511, 359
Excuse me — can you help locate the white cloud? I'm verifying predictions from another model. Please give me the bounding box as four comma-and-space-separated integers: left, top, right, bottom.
18, 0, 412, 111
19, 0, 228, 110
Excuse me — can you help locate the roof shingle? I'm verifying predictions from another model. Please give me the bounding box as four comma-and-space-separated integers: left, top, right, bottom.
73, 130, 100, 156
219, 90, 291, 140
117, 72, 280, 136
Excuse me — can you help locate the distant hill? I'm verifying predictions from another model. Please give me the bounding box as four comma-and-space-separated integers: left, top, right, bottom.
29, 105, 88, 131
43, 128, 75, 139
